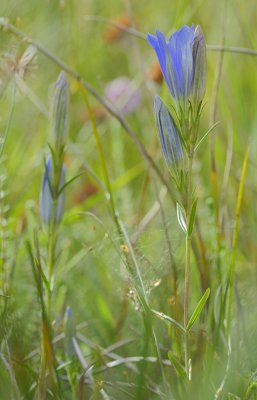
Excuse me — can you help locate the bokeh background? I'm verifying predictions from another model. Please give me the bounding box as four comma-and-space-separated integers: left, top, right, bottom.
0, 0, 257, 399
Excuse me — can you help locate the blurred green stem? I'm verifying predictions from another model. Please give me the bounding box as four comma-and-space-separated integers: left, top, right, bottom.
184, 150, 193, 377
39, 206, 57, 398
226, 145, 249, 336
47, 200, 57, 318
40, 153, 63, 395
82, 88, 123, 241
83, 88, 167, 395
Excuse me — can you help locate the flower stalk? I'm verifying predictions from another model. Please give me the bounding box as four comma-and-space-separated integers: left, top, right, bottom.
38, 71, 69, 394
148, 24, 206, 379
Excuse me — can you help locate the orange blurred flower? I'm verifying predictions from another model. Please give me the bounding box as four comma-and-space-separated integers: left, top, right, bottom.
147, 61, 163, 84
72, 182, 98, 205
103, 15, 131, 43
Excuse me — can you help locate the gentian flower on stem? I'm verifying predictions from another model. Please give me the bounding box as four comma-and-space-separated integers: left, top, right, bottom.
148, 25, 207, 380
38, 72, 70, 397
147, 25, 206, 112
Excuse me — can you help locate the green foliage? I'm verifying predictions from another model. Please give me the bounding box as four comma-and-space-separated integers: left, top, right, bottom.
0, 0, 256, 399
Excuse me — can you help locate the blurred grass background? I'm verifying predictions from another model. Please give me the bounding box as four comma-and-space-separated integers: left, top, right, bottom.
0, 0, 257, 399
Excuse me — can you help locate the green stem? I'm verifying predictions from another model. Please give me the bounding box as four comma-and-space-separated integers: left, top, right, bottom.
47, 205, 57, 318
39, 203, 57, 397
184, 234, 191, 371
184, 150, 193, 377
226, 146, 249, 337
39, 336, 47, 399
81, 89, 123, 240
40, 151, 62, 395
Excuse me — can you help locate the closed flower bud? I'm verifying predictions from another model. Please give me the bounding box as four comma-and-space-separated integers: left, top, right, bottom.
191, 25, 206, 105
154, 96, 183, 166
51, 71, 69, 150
40, 155, 65, 225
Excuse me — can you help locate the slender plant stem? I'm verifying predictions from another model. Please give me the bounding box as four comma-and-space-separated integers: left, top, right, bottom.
208, 2, 227, 346
39, 201, 58, 398
39, 335, 47, 399
47, 204, 57, 318
210, 79, 223, 287
226, 146, 249, 337
81, 88, 123, 240
82, 86, 168, 394
184, 233, 191, 327
83, 15, 257, 57
184, 151, 193, 376
40, 147, 63, 394
184, 235, 191, 376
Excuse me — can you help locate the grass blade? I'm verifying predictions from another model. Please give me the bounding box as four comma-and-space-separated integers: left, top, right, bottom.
186, 288, 210, 333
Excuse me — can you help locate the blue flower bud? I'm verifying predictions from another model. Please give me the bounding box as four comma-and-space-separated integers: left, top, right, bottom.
40, 155, 65, 225
51, 71, 69, 149
191, 25, 206, 105
154, 95, 183, 165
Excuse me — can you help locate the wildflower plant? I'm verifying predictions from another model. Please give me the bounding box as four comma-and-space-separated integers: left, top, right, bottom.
148, 24, 208, 378
0, 10, 254, 400
38, 71, 69, 396
40, 72, 69, 226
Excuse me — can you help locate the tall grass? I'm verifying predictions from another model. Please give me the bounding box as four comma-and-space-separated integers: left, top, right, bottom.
0, 1, 257, 399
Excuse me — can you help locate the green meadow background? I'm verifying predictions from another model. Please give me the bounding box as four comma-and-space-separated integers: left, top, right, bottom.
0, 0, 257, 399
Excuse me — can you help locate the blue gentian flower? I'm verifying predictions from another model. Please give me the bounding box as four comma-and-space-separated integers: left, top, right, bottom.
40, 155, 65, 225
147, 25, 206, 104
154, 95, 183, 165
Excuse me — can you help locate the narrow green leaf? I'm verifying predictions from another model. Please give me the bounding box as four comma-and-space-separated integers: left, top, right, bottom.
226, 145, 249, 337
176, 202, 187, 234
47, 143, 57, 168
151, 309, 185, 333
58, 171, 85, 196
56, 360, 73, 371
186, 288, 210, 332
187, 197, 198, 237
194, 121, 220, 152
168, 351, 187, 379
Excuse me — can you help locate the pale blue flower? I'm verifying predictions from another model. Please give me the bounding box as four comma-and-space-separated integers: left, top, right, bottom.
40, 155, 65, 225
